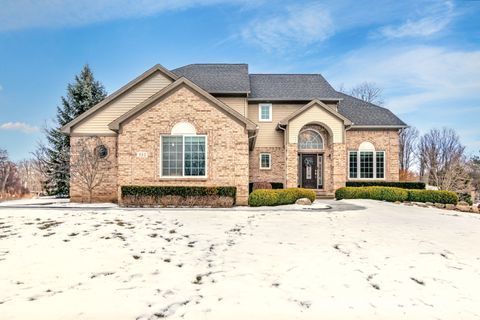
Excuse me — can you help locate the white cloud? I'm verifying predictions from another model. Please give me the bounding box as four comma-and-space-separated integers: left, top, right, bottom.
326, 46, 480, 114
241, 3, 334, 52
379, 0, 454, 38
0, 0, 258, 31
0, 122, 39, 134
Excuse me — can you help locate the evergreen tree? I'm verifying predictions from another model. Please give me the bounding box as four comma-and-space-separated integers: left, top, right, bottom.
45, 65, 107, 196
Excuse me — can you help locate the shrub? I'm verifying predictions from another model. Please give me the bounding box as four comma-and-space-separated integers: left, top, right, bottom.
335, 186, 408, 202
407, 189, 458, 204
457, 193, 473, 205
346, 181, 425, 189
336, 186, 458, 205
121, 186, 236, 207
248, 188, 316, 207
252, 182, 272, 191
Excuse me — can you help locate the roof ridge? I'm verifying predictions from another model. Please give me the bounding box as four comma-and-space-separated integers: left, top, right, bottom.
175, 63, 248, 68
250, 73, 325, 76
336, 91, 389, 110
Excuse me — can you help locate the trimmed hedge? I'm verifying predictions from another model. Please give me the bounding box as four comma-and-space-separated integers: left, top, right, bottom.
121, 186, 236, 204
407, 189, 458, 204
336, 186, 408, 202
346, 181, 426, 189
335, 186, 458, 204
248, 188, 316, 207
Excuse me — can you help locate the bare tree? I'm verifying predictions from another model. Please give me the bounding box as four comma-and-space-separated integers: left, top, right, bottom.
399, 127, 419, 172
17, 159, 44, 196
70, 137, 111, 203
346, 82, 385, 106
31, 143, 53, 194
0, 149, 11, 197
419, 127, 470, 192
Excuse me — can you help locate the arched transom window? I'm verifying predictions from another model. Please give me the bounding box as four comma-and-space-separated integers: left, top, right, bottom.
298, 129, 324, 151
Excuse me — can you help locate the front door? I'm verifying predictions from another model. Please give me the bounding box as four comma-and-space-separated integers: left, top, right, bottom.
301, 154, 317, 189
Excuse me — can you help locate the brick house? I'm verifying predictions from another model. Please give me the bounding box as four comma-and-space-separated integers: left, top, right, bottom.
61, 64, 406, 205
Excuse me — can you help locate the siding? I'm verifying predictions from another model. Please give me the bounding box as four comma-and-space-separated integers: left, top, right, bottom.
288, 104, 344, 143
248, 103, 302, 147
72, 71, 173, 134
217, 97, 247, 116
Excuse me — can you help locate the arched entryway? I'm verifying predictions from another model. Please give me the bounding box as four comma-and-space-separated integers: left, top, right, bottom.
297, 124, 330, 189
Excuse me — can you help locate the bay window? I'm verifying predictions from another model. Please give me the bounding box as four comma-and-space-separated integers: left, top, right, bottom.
348, 142, 385, 179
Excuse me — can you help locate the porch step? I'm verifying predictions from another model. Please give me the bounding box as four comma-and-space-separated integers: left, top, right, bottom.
314, 190, 335, 200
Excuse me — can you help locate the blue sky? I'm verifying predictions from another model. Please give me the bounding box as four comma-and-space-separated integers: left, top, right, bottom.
0, 0, 479, 161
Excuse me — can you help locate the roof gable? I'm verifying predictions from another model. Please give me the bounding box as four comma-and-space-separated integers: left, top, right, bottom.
279, 99, 352, 126
61, 64, 178, 134
109, 77, 257, 131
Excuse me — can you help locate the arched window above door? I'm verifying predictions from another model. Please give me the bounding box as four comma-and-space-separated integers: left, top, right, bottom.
298, 129, 324, 151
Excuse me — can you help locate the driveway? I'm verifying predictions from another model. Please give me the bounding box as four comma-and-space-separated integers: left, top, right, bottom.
0, 200, 479, 319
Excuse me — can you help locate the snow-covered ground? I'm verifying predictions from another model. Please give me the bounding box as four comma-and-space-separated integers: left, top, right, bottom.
1, 200, 479, 319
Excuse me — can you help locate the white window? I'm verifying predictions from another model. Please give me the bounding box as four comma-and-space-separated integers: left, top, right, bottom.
258, 103, 272, 122
259, 153, 271, 170
161, 122, 207, 177
348, 142, 385, 179
298, 129, 324, 151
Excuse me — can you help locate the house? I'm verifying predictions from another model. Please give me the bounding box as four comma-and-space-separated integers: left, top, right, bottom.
61, 63, 406, 205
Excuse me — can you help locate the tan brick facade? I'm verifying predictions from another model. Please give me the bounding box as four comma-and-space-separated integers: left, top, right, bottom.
346, 129, 400, 181
116, 86, 250, 205
70, 136, 118, 203
249, 147, 285, 184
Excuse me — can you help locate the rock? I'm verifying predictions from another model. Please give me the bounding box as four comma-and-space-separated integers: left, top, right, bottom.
472, 206, 479, 214
425, 202, 434, 206
404, 202, 413, 206
416, 203, 428, 208
445, 204, 455, 210
295, 198, 312, 205
394, 201, 401, 204
456, 204, 471, 212
458, 201, 470, 206
434, 203, 445, 209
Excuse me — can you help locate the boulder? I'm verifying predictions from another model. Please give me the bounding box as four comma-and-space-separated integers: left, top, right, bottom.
445, 204, 456, 210
295, 198, 312, 205
458, 201, 470, 206
434, 203, 445, 209
456, 204, 471, 212
472, 206, 479, 214
425, 202, 434, 206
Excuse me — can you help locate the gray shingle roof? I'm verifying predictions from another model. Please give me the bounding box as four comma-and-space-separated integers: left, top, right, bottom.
171, 64, 250, 93
336, 92, 406, 126
249, 74, 340, 100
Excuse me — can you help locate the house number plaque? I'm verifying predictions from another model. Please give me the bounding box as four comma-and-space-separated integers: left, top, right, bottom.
136, 151, 148, 158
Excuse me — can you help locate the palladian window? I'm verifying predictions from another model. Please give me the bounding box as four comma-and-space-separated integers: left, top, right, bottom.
161, 122, 206, 177
298, 129, 324, 150
348, 141, 385, 179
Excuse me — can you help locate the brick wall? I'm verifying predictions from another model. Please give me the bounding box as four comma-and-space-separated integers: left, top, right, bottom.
70, 136, 118, 203
117, 85, 250, 205
346, 129, 400, 181
249, 147, 285, 185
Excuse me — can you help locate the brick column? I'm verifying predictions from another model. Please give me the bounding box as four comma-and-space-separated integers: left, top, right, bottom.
285, 143, 298, 188
331, 143, 347, 191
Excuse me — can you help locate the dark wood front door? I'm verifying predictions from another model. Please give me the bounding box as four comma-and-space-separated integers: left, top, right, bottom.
301, 154, 317, 189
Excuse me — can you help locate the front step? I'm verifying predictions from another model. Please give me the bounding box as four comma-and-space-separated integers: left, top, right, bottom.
314, 189, 335, 200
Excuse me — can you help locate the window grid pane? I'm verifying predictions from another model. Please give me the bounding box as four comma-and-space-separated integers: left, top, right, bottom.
349, 152, 358, 178
298, 130, 323, 150
184, 136, 206, 176
376, 151, 385, 179
260, 105, 270, 120
360, 151, 374, 178
162, 136, 183, 176
260, 154, 270, 168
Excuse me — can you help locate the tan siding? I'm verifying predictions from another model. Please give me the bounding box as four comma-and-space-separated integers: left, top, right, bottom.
288, 105, 344, 143
72, 72, 173, 134
217, 97, 247, 116
248, 103, 302, 147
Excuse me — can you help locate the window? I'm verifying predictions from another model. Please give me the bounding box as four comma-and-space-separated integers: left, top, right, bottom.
348, 142, 385, 179
95, 145, 108, 159
259, 153, 271, 170
298, 129, 324, 150
161, 135, 207, 177
259, 103, 272, 122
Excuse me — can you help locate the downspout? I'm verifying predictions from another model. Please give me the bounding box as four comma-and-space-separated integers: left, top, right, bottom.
278, 123, 288, 188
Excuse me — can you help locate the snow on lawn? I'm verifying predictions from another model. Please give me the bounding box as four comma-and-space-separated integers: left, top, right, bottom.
1, 200, 480, 319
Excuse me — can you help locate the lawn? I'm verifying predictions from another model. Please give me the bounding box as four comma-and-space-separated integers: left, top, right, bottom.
1, 200, 479, 319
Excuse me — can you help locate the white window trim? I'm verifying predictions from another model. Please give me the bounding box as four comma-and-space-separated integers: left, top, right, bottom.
259, 153, 272, 170
159, 134, 208, 179
347, 150, 385, 180
258, 103, 272, 122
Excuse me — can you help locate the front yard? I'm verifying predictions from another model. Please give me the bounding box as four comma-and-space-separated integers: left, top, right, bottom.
1, 200, 479, 319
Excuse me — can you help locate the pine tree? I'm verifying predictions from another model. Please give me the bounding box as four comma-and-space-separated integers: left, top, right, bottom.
45, 65, 107, 196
